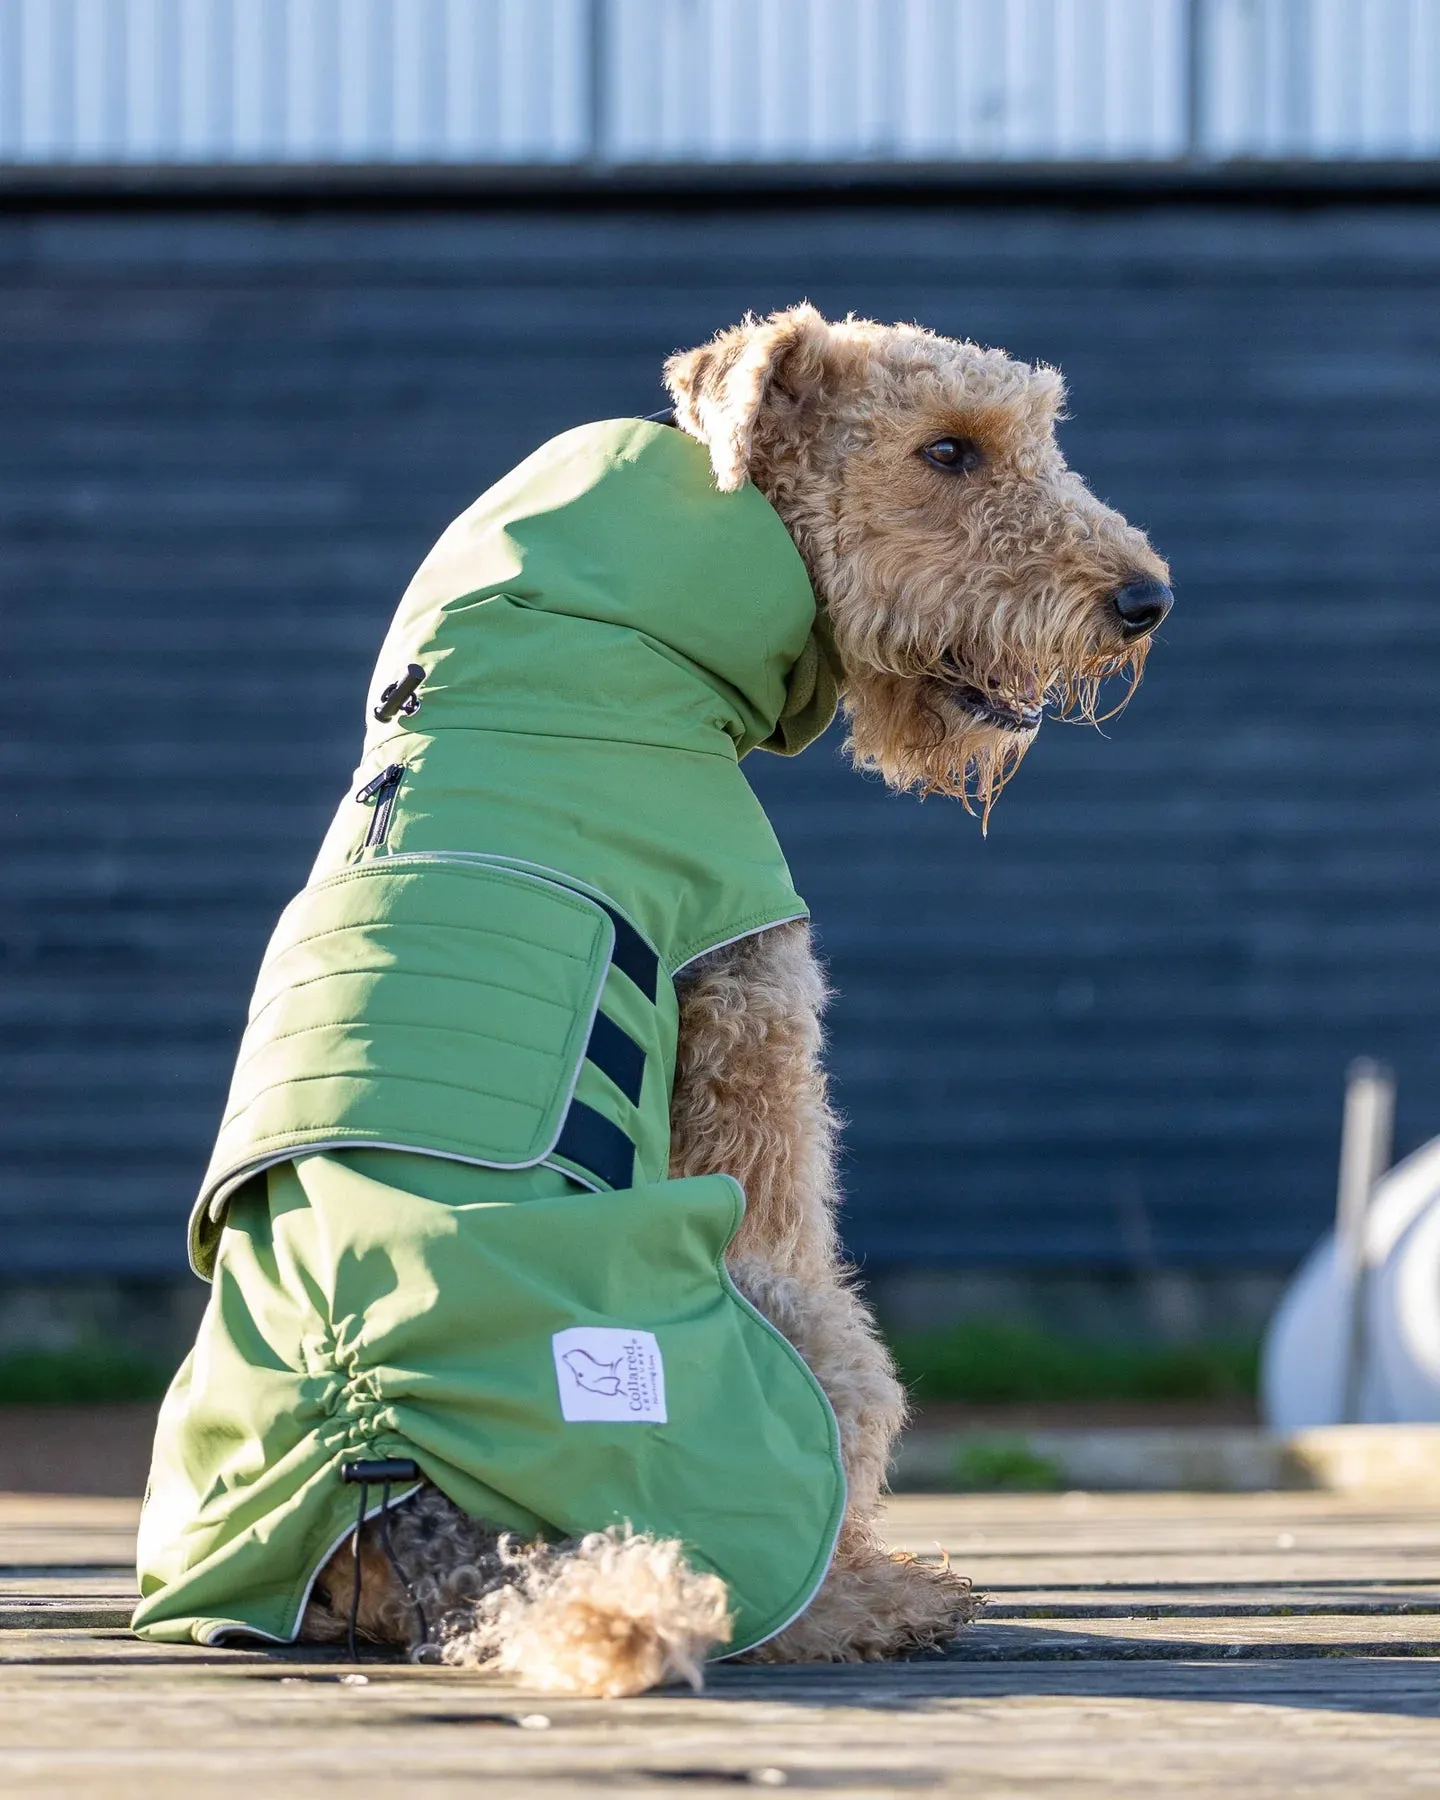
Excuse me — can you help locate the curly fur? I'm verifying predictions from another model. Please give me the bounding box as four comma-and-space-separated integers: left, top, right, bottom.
441, 1526, 731, 1697
302, 1484, 519, 1653
672, 924, 975, 1658
748, 1524, 978, 1664
670, 921, 838, 1280
299, 306, 1166, 1692
304, 1488, 730, 1698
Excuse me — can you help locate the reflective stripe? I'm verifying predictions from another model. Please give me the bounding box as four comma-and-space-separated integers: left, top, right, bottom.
553, 1100, 635, 1191
552, 903, 653, 1187
598, 902, 659, 1001
585, 1010, 646, 1107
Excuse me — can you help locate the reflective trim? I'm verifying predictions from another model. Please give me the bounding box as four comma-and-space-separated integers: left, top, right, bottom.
671, 914, 808, 978
584, 1009, 646, 1107
553, 1099, 635, 1192
597, 901, 660, 1001
199, 1482, 423, 1648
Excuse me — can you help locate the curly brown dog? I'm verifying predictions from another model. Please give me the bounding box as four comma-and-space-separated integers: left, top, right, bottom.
301, 304, 1172, 1693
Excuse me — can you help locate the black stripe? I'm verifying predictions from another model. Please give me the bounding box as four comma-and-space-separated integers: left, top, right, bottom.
585, 1009, 646, 1107
599, 904, 659, 1002
553, 1100, 635, 1191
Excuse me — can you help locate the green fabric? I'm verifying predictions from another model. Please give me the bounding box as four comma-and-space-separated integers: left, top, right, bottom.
760, 605, 845, 757
203, 858, 626, 1208
138, 419, 846, 1661
190, 418, 823, 1275
134, 1152, 845, 1656
318, 414, 824, 941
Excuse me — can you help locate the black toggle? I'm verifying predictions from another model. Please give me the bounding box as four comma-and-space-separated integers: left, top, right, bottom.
374, 663, 426, 722
339, 1460, 427, 1661
341, 1458, 420, 1485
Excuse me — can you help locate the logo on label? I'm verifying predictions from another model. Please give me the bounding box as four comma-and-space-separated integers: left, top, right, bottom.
552, 1327, 667, 1423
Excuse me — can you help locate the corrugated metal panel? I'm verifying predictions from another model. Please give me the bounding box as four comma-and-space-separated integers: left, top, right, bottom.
1204, 0, 1440, 157
604, 0, 1188, 163
0, 0, 1437, 166
0, 0, 590, 164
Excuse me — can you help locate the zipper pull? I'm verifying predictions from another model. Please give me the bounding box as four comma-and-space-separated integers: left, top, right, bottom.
356, 763, 405, 848
356, 763, 404, 804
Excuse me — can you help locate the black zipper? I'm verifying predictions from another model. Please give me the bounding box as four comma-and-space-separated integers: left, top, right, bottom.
356, 763, 405, 848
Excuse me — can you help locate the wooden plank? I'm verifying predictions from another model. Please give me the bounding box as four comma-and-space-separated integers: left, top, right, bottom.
983, 1588, 1440, 1616
0, 1576, 136, 1596
0, 1410, 159, 1501
882, 1492, 1440, 1586
0, 1496, 140, 1569
5, 1488, 1440, 1796
948, 1615, 1440, 1658
1, 1646, 1439, 1799
13, 1610, 1440, 1665
0, 1601, 134, 1629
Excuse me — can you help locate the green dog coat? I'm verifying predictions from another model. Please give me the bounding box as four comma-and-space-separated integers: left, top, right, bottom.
133, 419, 848, 1657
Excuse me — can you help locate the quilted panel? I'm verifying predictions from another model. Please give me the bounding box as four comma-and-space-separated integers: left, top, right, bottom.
201, 857, 614, 1219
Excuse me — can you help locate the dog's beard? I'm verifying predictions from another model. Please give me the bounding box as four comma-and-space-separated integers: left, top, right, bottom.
843, 639, 1148, 831
843, 674, 1032, 828
1047, 636, 1150, 729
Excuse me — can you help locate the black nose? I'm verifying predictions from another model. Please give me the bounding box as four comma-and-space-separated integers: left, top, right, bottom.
1109, 577, 1173, 637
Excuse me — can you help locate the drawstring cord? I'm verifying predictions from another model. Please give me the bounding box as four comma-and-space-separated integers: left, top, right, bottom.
340, 1458, 428, 1661
346, 1476, 366, 1662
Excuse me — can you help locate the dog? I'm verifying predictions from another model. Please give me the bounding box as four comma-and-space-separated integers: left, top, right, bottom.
134, 304, 1169, 1698
290, 304, 1171, 1691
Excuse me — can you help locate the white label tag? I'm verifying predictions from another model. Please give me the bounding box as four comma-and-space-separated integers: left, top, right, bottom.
552, 1327, 667, 1423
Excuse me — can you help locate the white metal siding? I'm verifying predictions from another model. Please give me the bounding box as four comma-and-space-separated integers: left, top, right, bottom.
0, 0, 1437, 165
1203, 0, 1440, 156
0, 0, 589, 163
604, 0, 1190, 163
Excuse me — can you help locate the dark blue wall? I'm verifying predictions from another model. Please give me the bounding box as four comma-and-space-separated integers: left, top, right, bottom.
5, 204, 1439, 1277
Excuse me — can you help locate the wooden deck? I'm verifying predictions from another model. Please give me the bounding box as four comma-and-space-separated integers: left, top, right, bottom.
3, 1489, 1439, 1797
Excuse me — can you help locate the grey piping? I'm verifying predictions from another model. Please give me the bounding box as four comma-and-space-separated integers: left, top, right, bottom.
541, 1157, 606, 1195
198, 1483, 423, 1648
704, 1176, 847, 1660
192, 853, 617, 1272
379, 849, 805, 984
671, 913, 809, 979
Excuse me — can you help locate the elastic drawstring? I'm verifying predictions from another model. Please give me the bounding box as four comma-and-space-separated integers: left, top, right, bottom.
340, 1458, 429, 1661
346, 1476, 367, 1662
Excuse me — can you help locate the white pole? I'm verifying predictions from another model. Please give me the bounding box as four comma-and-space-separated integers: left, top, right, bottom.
1335, 1057, 1395, 1424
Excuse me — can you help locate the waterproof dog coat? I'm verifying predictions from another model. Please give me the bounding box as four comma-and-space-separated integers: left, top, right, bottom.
133, 419, 848, 1656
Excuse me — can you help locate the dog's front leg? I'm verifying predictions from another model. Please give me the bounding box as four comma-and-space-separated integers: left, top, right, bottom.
671, 921, 974, 1660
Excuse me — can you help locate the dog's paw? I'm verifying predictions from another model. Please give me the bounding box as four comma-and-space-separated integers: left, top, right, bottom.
869, 1549, 979, 1657
746, 1545, 977, 1665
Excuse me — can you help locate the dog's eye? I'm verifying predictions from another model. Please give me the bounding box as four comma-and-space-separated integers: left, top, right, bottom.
921, 437, 983, 475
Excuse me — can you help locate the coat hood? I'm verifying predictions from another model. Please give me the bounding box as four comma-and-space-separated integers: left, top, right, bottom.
367, 418, 835, 763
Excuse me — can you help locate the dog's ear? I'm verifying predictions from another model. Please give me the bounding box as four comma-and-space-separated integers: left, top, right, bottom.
664, 304, 828, 493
